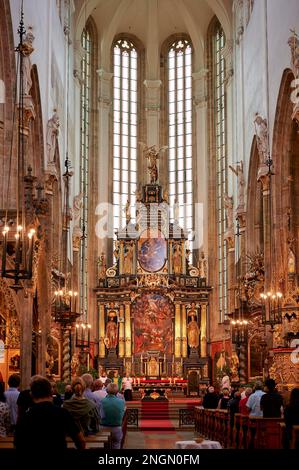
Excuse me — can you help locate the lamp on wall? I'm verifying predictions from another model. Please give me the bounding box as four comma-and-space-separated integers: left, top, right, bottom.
1, 4, 35, 289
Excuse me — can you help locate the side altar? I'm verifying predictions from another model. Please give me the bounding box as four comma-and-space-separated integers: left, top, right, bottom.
95, 153, 211, 382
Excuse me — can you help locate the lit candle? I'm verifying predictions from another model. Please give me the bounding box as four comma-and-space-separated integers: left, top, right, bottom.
2, 226, 8, 273
88, 324, 91, 345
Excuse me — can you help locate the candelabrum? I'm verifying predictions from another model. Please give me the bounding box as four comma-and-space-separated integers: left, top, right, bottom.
260, 291, 283, 328
75, 321, 91, 350
53, 289, 80, 325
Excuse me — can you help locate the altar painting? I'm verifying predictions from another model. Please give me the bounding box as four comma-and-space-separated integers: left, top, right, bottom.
134, 293, 173, 354
138, 231, 166, 272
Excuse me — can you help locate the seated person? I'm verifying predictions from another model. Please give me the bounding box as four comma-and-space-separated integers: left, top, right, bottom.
15, 376, 85, 453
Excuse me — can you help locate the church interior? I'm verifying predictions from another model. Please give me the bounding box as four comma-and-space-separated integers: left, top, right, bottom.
0, 0, 299, 454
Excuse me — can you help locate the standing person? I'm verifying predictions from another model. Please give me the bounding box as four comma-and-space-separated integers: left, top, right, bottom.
239, 387, 252, 415
51, 382, 63, 408
99, 370, 107, 384
284, 387, 299, 448
246, 381, 265, 417
63, 377, 99, 436
15, 376, 85, 453
260, 378, 283, 418
112, 370, 122, 391
81, 373, 101, 408
0, 382, 11, 437
64, 384, 73, 401
4, 373, 20, 431
122, 373, 133, 401
203, 386, 219, 409
92, 379, 107, 401
100, 383, 125, 449
217, 388, 230, 410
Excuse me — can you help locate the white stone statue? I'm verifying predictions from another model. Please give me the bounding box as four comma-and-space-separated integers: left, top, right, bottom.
21, 28, 35, 96
254, 114, 269, 165
199, 252, 207, 278
229, 161, 245, 208
224, 194, 234, 231
46, 112, 60, 164
73, 193, 83, 226
288, 33, 299, 78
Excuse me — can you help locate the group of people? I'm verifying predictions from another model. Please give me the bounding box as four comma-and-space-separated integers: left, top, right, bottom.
0, 370, 134, 453
202, 379, 299, 448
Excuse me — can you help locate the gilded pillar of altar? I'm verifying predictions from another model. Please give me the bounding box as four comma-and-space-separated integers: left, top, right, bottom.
118, 305, 125, 357
99, 303, 105, 357
181, 305, 187, 357
175, 303, 181, 357
125, 303, 131, 357
200, 303, 207, 357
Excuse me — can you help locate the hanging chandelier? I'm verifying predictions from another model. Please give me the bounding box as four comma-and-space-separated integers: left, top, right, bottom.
1, 5, 35, 289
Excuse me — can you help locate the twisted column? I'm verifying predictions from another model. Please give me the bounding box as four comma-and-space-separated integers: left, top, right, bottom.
62, 328, 71, 383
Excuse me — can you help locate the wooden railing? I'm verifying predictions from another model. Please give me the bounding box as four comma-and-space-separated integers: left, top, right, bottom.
194, 407, 287, 449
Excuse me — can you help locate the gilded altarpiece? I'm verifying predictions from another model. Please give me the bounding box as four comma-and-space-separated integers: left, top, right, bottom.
95, 183, 211, 380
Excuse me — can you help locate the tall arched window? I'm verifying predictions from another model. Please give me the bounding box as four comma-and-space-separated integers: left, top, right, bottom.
80, 26, 92, 316
212, 23, 227, 322
168, 38, 193, 255
113, 38, 138, 235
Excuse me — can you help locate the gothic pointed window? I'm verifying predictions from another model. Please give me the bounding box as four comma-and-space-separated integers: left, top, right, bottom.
80, 25, 92, 316
213, 23, 227, 322
168, 38, 193, 257
113, 38, 138, 235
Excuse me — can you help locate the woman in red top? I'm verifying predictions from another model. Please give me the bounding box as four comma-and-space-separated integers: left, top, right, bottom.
239, 387, 253, 415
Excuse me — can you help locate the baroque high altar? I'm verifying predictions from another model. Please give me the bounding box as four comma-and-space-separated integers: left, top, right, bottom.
95, 155, 211, 381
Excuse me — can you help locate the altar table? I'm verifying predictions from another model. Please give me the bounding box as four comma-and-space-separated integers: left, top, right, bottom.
175, 440, 222, 449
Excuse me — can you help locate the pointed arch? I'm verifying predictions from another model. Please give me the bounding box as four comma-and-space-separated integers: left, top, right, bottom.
271, 68, 299, 277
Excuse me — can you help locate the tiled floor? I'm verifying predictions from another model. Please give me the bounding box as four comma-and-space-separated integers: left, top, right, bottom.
124, 430, 195, 449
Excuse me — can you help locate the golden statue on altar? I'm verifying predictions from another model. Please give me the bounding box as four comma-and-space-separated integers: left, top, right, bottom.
187, 316, 200, 349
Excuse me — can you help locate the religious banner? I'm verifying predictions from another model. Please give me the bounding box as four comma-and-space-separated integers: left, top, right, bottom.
133, 293, 173, 354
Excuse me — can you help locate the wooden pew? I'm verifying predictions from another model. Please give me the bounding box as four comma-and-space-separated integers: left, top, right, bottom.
249, 417, 283, 449
67, 441, 104, 449
239, 415, 249, 449
291, 425, 299, 449
232, 413, 241, 448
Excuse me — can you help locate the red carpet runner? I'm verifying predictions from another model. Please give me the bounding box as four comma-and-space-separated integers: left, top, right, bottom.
140, 401, 175, 431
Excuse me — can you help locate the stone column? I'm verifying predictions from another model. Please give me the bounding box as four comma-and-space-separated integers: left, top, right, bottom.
118, 305, 125, 357
99, 303, 106, 358
96, 69, 113, 256
125, 303, 131, 357
143, 80, 162, 185
193, 70, 209, 254
19, 288, 33, 389
259, 172, 271, 291
200, 304, 207, 357
181, 305, 187, 357
174, 303, 181, 357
